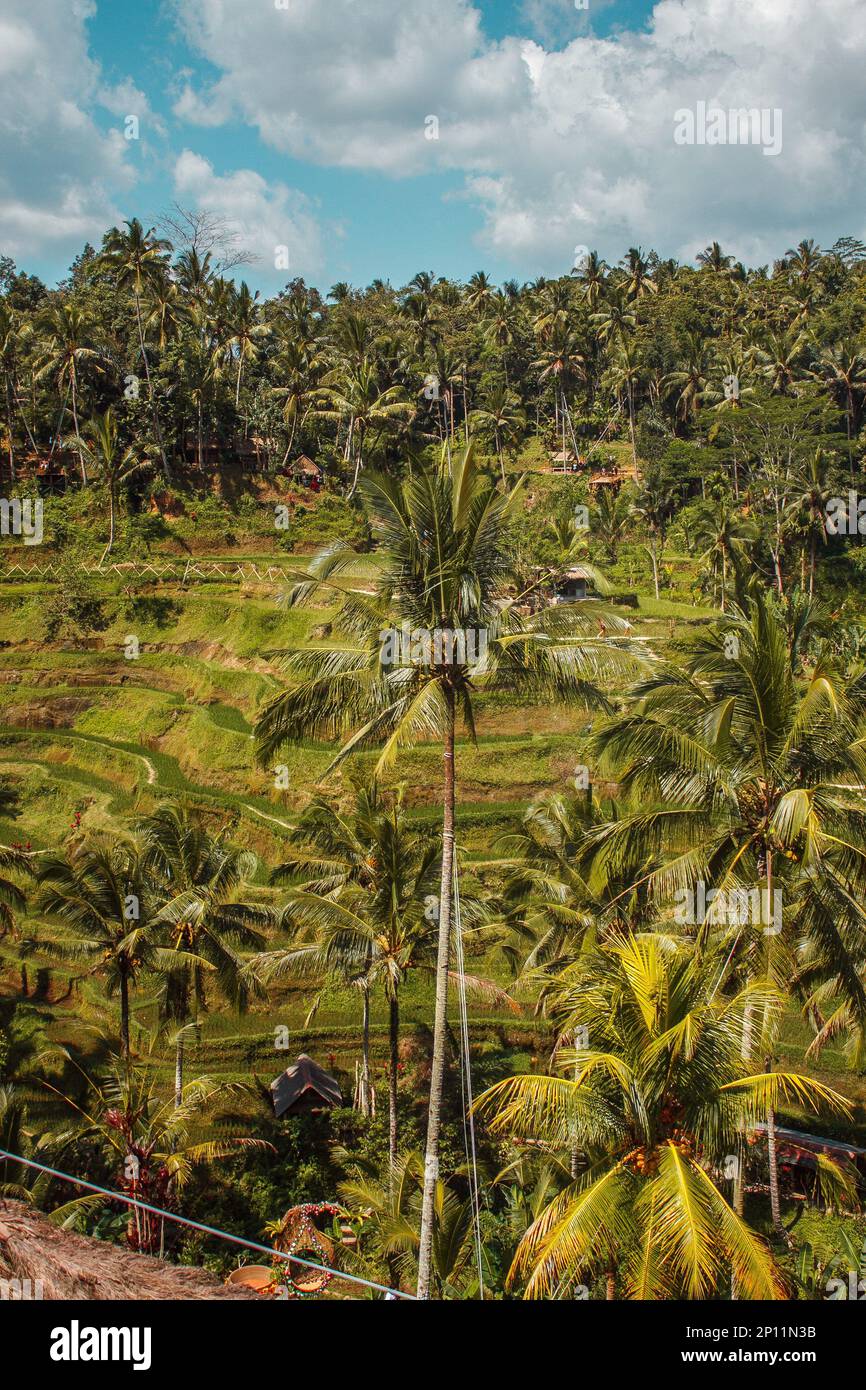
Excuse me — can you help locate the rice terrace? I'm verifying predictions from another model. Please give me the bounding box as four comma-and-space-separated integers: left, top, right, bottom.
1, 0, 866, 1350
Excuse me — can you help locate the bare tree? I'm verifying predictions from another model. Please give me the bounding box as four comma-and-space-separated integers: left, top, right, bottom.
158, 203, 257, 276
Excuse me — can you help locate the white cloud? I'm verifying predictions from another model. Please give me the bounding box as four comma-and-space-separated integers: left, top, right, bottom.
0, 0, 140, 265
172, 150, 326, 282
173, 0, 866, 270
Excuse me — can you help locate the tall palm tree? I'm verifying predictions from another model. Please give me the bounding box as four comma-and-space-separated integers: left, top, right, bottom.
812, 341, 866, 473
65, 409, 148, 561
99, 219, 172, 471
37, 834, 154, 1059
476, 933, 849, 1298
228, 281, 267, 411
137, 805, 271, 1104
35, 301, 104, 481
689, 498, 754, 612
258, 784, 441, 1165
314, 358, 413, 496
470, 385, 525, 482
697, 242, 735, 274
572, 251, 608, 308
785, 448, 840, 596
253, 444, 635, 1297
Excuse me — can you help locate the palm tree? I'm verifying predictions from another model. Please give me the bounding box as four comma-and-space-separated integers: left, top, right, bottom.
785, 449, 840, 595
65, 409, 148, 561
257, 784, 441, 1164
593, 487, 631, 563
697, 242, 735, 274
476, 933, 849, 1298
812, 342, 866, 473
621, 247, 657, 302
338, 1149, 477, 1297
631, 481, 671, 599
314, 358, 413, 496
587, 593, 866, 1229
99, 219, 172, 471
48, 1060, 271, 1253
228, 281, 267, 411
470, 385, 525, 482
572, 251, 608, 308
754, 329, 810, 396
253, 444, 635, 1297
137, 805, 271, 1104
689, 498, 754, 611
35, 301, 104, 481
663, 332, 712, 425
37, 834, 154, 1059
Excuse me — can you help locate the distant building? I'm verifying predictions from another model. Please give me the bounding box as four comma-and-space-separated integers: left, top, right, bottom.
270, 1054, 342, 1117
554, 565, 596, 602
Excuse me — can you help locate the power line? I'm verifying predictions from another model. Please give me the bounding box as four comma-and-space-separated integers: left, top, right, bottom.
0, 1148, 414, 1300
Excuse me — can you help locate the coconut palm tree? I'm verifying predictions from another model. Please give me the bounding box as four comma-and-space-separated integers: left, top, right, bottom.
812, 341, 866, 474
64, 409, 148, 561
99, 219, 172, 471
37, 834, 155, 1059
688, 498, 755, 612
586, 593, 866, 1230
785, 448, 841, 596
257, 783, 441, 1164
697, 242, 735, 274
35, 302, 104, 481
47, 1060, 271, 1253
470, 385, 525, 482
572, 251, 608, 308
338, 1149, 478, 1297
476, 933, 850, 1298
631, 480, 672, 599
593, 487, 631, 563
228, 281, 268, 411
314, 358, 413, 496
253, 444, 636, 1297
137, 805, 272, 1104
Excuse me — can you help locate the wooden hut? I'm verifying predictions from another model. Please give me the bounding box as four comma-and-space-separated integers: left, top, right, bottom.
270, 1054, 342, 1117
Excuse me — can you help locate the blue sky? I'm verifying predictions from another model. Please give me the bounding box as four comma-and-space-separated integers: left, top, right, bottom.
2, 1, 864, 293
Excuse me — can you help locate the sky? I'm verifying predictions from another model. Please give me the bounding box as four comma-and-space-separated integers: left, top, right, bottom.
1, 0, 864, 293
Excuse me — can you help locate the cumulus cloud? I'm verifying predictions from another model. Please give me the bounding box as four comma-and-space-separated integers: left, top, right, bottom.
0, 0, 137, 264
173, 0, 866, 269
172, 150, 326, 282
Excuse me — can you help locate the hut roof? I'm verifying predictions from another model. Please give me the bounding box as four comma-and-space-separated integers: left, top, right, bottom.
293, 455, 322, 475
270, 1054, 342, 1117
0, 1200, 257, 1300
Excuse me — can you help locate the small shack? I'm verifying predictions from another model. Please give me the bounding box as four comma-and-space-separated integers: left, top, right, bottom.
554, 565, 596, 603
270, 1054, 342, 1118
291, 455, 323, 490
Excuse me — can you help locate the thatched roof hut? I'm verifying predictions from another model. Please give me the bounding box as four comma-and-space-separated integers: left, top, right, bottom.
270, 1054, 342, 1118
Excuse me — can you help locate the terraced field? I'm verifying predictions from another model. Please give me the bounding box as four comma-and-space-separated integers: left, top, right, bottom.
3, 559, 865, 1135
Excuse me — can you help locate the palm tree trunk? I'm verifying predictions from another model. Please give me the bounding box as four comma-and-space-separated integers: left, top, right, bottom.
650, 534, 660, 600
389, 993, 399, 1178
767, 1091, 784, 1233
101, 485, 116, 564
417, 684, 456, 1300
134, 291, 168, 476
360, 984, 371, 1116
174, 1030, 184, 1108
119, 969, 130, 1060
71, 370, 87, 484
